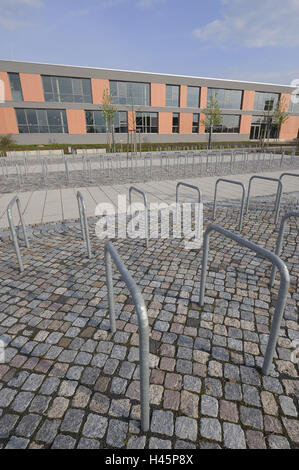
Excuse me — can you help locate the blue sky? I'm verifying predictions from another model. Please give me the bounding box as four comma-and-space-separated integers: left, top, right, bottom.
0, 0, 299, 85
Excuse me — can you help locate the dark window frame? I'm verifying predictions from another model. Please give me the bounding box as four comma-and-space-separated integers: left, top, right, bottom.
15, 108, 68, 134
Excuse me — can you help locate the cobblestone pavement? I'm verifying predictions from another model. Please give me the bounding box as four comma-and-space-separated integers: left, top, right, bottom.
0, 194, 298, 449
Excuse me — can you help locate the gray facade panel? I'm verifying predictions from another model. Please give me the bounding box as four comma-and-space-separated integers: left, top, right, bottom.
0, 60, 295, 94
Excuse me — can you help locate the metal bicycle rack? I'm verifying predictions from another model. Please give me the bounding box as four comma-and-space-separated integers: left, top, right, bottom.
245, 175, 283, 225
213, 178, 246, 232
0, 158, 8, 177
199, 224, 290, 375
7, 196, 30, 273
41, 159, 48, 184
160, 153, 170, 176
64, 157, 70, 184
76, 191, 92, 259
82, 156, 92, 182
144, 153, 152, 181
274, 172, 299, 213
104, 241, 150, 432
269, 211, 299, 287
129, 186, 149, 248
15, 162, 25, 186
176, 182, 202, 242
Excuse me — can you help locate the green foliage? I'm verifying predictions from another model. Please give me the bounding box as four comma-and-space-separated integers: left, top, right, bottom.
272, 96, 289, 132
0, 134, 16, 152
102, 89, 117, 131
201, 94, 222, 129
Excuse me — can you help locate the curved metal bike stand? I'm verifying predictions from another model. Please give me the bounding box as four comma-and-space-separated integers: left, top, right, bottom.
144, 153, 152, 181
7, 196, 30, 273
176, 182, 202, 244
213, 178, 246, 232
245, 175, 282, 225
104, 241, 150, 432
42, 159, 48, 185
129, 186, 149, 248
176, 181, 202, 205
269, 211, 299, 287
199, 224, 290, 375
76, 191, 92, 259
273, 173, 299, 213
64, 157, 70, 184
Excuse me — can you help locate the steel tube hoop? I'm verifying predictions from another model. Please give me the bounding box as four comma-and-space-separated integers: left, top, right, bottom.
199, 224, 290, 375
6, 196, 30, 272
64, 157, 70, 184
144, 153, 152, 181
245, 175, 282, 225
176, 182, 202, 240
213, 178, 246, 232
274, 173, 299, 213
129, 186, 149, 248
104, 241, 150, 432
42, 159, 48, 184
76, 191, 92, 259
269, 211, 299, 287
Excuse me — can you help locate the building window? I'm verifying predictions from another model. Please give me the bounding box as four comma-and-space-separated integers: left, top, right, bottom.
289, 94, 299, 113
15, 109, 68, 133
42, 76, 92, 103
192, 113, 199, 133
207, 88, 243, 110
8, 73, 23, 101
172, 113, 179, 133
136, 112, 158, 133
110, 81, 150, 106
205, 115, 240, 133
254, 92, 280, 111
187, 87, 200, 107
166, 85, 180, 107
85, 111, 128, 133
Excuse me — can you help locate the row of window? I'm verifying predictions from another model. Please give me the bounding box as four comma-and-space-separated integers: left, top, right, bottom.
14, 108, 243, 134
8, 73, 291, 112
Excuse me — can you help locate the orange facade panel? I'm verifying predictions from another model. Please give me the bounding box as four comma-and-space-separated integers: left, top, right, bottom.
199, 113, 206, 134
179, 113, 193, 134
280, 116, 299, 140
200, 87, 207, 109
66, 109, 86, 134
159, 112, 172, 134
180, 85, 187, 108
239, 114, 252, 134
151, 83, 165, 107
0, 72, 12, 101
91, 78, 109, 104
242, 90, 255, 111
280, 93, 291, 111
19, 73, 44, 102
0, 108, 19, 134
128, 111, 136, 132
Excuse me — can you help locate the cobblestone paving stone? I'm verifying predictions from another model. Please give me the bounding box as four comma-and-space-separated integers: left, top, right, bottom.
0, 190, 298, 449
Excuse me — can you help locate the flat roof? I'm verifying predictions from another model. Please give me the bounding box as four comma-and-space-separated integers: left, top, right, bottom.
0, 59, 296, 92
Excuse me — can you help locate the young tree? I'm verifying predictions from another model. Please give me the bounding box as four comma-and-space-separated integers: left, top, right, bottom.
0, 134, 16, 156
272, 96, 289, 141
102, 89, 117, 153
201, 94, 222, 149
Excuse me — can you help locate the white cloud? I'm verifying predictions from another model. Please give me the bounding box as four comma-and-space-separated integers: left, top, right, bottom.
193, 0, 299, 47
0, 0, 43, 30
